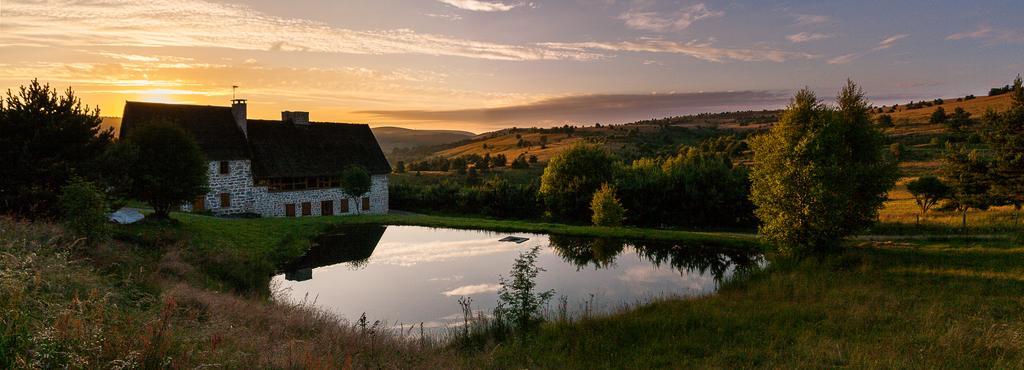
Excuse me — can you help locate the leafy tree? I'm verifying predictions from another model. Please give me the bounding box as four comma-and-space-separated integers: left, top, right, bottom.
539, 144, 617, 222
940, 144, 994, 229
0, 80, 113, 217
59, 177, 109, 245
117, 121, 208, 219
749, 81, 897, 254
980, 75, 1024, 216
930, 106, 947, 124
340, 165, 372, 214
905, 176, 951, 216
590, 183, 625, 226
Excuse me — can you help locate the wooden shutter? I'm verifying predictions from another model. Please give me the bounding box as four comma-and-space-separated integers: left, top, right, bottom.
340, 199, 350, 213
219, 161, 230, 175
361, 197, 370, 211
220, 193, 231, 208
285, 204, 296, 217
302, 202, 312, 216
321, 200, 334, 216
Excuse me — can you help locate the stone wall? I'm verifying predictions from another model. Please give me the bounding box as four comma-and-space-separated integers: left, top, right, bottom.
180, 160, 253, 215
249, 174, 389, 217
180, 162, 389, 218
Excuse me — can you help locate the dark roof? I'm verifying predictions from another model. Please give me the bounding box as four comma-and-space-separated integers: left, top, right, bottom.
120, 102, 391, 178
247, 119, 391, 178
120, 102, 249, 160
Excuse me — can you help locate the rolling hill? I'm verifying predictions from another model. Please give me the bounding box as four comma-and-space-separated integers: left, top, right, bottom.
369, 126, 475, 154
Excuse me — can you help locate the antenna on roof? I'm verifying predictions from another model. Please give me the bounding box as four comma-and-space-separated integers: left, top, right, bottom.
232, 85, 239, 100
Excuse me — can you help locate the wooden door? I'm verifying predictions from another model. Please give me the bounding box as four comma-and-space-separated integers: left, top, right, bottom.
285, 203, 296, 217
192, 196, 205, 212
340, 199, 350, 213
321, 200, 334, 216
361, 197, 370, 211
301, 202, 312, 216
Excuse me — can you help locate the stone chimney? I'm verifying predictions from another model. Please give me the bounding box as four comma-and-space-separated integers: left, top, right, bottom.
231, 99, 247, 138
282, 111, 310, 125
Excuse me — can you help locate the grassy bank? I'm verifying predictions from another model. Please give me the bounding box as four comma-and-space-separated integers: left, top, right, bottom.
0, 218, 457, 368
475, 238, 1024, 368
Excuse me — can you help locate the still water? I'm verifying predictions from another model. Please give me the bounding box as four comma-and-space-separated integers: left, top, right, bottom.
271, 225, 761, 329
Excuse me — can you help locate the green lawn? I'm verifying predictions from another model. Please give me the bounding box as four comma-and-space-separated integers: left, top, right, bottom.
474, 238, 1024, 368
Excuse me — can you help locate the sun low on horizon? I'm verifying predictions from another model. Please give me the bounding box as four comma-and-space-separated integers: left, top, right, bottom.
1, 0, 1022, 133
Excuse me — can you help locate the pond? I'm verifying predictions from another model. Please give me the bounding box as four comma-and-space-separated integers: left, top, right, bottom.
271, 225, 763, 329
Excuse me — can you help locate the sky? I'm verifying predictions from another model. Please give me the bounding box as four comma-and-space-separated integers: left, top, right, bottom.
1, 0, 1022, 133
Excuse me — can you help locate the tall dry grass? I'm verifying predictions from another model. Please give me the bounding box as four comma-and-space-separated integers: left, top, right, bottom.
0, 218, 460, 369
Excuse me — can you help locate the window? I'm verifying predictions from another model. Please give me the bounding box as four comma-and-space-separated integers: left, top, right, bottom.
302, 202, 312, 216
321, 200, 334, 216
219, 193, 231, 208
192, 196, 205, 212
285, 203, 296, 217
262, 176, 343, 192
361, 197, 370, 211
340, 199, 350, 213
219, 161, 230, 175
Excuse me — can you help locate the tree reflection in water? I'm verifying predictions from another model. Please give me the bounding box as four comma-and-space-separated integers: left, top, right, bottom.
282, 224, 386, 281
548, 235, 762, 282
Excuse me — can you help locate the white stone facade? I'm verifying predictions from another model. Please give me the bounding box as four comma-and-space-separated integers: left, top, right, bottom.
181, 160, 388, 217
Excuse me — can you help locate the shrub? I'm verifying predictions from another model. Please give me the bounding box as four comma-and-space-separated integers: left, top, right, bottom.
890, 142, 903, 161
930, 107, 947, 124
876, 114, 894, 128
495, 246, 554, 334
590, 183, 625, 226
59, 177, 109, 245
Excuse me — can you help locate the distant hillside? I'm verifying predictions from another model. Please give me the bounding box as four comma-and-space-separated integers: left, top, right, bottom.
401, 110, 778, 164
370, 126, 476, 154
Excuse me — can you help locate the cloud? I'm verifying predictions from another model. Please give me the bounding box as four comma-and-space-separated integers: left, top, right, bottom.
786, 32, 832, 43
619, 3, 723, 32
792, 14, 831, 26
1, 0, 595, 62
541, 39, 818, 63
873, 34, 908, 51
425, 13, 463, 21
828, 34, 908, 64
437, 0, 521, 12
442, 284, 501, 297
947, 24, 1024, 44
358, 90, 792, 127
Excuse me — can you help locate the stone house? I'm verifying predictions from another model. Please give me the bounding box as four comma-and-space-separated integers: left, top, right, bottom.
119, 100, 391, 217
